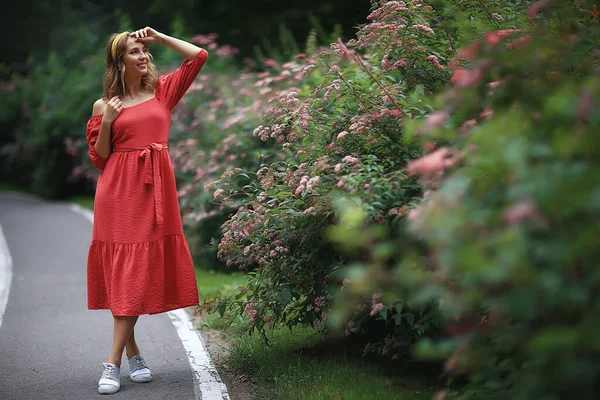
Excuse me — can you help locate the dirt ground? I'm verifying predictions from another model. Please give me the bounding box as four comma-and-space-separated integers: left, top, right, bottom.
189, 309, 261, 400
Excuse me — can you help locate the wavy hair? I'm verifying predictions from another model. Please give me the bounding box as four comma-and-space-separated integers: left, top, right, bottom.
102, 32, 159, 99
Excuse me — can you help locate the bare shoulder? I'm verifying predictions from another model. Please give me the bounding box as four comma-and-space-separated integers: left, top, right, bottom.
92, 98, 107, 116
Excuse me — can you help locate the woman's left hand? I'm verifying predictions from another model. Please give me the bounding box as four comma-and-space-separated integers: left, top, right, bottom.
130, 27, 164, 44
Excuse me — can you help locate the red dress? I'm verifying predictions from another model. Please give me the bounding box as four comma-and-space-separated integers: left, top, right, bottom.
85, 49, 208, 316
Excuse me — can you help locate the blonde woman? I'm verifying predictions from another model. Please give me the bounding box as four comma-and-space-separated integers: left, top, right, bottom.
85, 27, 208, 395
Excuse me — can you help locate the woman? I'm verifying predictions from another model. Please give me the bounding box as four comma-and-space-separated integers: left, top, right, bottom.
85, 27, 208, 395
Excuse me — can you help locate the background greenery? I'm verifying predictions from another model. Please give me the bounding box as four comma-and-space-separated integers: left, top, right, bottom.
1, 0, 368, 67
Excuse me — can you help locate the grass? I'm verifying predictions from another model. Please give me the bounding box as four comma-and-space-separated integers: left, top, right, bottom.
70, 195, 95, 210
0, 181, 30, 194
225, 324, 442, 400
195, 268, 248, 300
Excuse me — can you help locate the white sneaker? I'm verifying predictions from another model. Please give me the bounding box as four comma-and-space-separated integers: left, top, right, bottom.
98, 362, 120, 394
128, 354, 153, 383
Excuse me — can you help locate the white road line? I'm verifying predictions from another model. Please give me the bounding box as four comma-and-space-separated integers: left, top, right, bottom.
69, 204, 94, 223
69, 202, 230, 400
168, 309, 231, 400
0, 222, 13, 329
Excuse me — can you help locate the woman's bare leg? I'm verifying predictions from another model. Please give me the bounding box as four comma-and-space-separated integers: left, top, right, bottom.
125, 327, 141, 359
107, 316, 139, 367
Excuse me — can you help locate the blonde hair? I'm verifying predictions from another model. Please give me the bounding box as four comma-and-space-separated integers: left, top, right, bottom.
103, 31, 158, 99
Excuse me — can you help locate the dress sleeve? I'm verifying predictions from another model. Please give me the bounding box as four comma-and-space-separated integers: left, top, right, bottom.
86, 115, 109, 171
156, 49, 209, 111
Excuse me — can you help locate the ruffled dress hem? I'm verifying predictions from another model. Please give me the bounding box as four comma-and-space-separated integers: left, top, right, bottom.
87, 233, 199, 316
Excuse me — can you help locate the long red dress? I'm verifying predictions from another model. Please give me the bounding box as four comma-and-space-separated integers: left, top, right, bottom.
85, 49, 208, 316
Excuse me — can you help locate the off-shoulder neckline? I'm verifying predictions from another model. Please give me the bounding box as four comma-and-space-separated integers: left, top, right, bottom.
89, 96, 157, 119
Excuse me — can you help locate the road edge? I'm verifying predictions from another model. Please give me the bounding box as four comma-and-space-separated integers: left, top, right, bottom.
0, 222, 14, 329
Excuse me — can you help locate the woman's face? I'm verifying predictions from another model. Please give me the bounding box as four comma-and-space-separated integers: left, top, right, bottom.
121, 37, 149, 75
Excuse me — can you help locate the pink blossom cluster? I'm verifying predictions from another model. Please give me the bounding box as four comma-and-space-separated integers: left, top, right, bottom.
382, 54, 409, 71
367, 1, 410, 20
330, 38, 355, 59
412, 24, 435, 36
294, 175, 320, 195
348, 114, 373, 134
405, 147, 464, 176
323, 80, 341, 100
370, 292, 385, 316
350, 0, 433, 51
424, 55, 446, 71
342, 156, 359, 165
502, 198, 547, 226
372, 109, 403, 120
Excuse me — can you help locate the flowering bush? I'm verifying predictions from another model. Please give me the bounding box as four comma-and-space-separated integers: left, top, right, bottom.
330, 0, 600, 398
205, 0, 525, 352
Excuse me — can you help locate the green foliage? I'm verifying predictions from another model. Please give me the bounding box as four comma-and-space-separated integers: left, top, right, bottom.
331, 1, 600, 399
0, 27, 105, 197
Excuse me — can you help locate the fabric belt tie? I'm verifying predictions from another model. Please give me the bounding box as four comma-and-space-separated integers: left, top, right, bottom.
140, 143, 168, 226
113, 142, 168, 226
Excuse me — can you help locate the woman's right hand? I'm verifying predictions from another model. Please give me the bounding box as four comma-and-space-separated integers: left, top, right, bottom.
102, 96, 123, 124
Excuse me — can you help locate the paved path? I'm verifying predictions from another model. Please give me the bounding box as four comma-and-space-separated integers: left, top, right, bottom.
0, 193, 227, 400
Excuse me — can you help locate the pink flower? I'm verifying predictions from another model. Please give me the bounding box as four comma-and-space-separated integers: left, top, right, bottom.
507, 35, 532, 49
408, 206, 422, 221
458, 41, 481, 60
393, 58, 408, 69
480, 109, 494, 120
342, 156, 358, 165
306, 176, 320, 193
248, 309, 257, 322
502, 198, 547, 226
412, 24, 435, 36
451, 68, 482, 89
405, 147, 450, 175
528, 0, 552, 18
304, 207, 315, 215
336, 179, 345, 188
423, 111, 448, 133
337, 131, 348, 140
460, 119, 478, 134
264, 58, 278, 68
433, 390, 449, 400
370, 302, 385, 317
424, 55, 446, 71
213, 189, 225, 200
485, 29, 521, 46
381, 55, 392, 70
331, 38, 354, 59
334, 163, 343, 173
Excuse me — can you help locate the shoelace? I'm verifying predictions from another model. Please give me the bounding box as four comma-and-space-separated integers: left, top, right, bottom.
132, 356, 147, 372
101, 364, 117, 380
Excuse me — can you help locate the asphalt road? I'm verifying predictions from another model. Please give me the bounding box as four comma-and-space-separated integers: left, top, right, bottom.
0, 193, 198, 400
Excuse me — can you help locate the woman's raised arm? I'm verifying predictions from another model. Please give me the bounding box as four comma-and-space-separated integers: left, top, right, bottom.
130, 27, 203, 62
